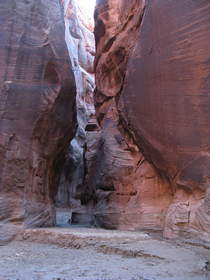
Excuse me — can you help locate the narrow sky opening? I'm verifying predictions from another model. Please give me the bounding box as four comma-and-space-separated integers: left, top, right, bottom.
77, 0, 96, 18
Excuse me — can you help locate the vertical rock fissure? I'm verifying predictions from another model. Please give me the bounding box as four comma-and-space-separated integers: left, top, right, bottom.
56, 0, 173, 232
0, 0, 209, 243
56, 0, 210, 242
56, 0, 97, 227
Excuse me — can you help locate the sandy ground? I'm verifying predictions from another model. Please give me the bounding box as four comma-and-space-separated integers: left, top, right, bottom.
0, 227, 209, 280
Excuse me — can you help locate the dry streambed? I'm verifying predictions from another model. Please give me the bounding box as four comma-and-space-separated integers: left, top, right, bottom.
0, 227, 209, 280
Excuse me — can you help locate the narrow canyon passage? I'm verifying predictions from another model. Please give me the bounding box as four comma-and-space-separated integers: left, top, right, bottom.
0, 0, 209, 279
0, 0, 209, 240
55, 0, 97, 228
0, 1, 209, 279
55, 0, 172, 233
55, 0, 210, 243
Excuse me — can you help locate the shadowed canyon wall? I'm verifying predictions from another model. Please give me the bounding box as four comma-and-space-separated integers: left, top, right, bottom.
92, 0, 210, 240
0, 0, 76, 240
56, 0, 98, 225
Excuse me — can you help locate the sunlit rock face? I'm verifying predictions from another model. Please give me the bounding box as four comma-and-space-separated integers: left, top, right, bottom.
94, 0, 210, 240
0, 0, 76, 240
57, 0, 97, 223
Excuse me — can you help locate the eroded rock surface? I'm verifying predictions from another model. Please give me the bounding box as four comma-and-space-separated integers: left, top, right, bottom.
0, 0, 76, 238
56, 0, 97, 224
1, 0, 209, 243
89, 0, 173, 231
93, 0, 210, 240
120, 0, 210, 240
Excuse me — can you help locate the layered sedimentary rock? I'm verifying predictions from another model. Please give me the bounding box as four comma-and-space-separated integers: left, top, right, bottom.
93, 0, 210, 240
120, 0, 210, 240
0, 0, 76, 238
2, 0, 208, 243
89, 0, 173, 231
56, 0, 97, 224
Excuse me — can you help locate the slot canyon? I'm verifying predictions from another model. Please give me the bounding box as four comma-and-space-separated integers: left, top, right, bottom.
0, 0, 210, 279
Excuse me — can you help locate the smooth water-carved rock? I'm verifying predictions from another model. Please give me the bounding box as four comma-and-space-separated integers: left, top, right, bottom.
94, 0, 210, 239
120, 0, 210, 240
3, 0, 208, 242
56, 0, 97, 224
91, 0, 173, 231
0, 0, 76, 238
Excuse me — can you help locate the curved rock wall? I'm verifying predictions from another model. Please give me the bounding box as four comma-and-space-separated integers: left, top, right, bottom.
91, 0, 172, 231
94, 0, 210, 240
56, 0, 97, 223
2, 0, 208, 242
0, 0, 76, 239
120, 0, 210, 240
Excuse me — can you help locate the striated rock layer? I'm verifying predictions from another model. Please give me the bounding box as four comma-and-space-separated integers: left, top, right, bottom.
93, 0, 210, 240
0, 0, 76, 239
1, 0, 209, 242
90, 0, 173, 231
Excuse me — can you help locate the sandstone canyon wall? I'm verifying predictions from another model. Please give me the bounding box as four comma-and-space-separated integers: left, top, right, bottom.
90, 0, 173, 231
120, 0, 210, 240
93, 0, 210, 240
0, 0, 209, 243
56, 0, 98, 225
0, 0, 76, 240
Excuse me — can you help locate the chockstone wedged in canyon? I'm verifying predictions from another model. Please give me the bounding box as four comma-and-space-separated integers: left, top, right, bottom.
0, 0, 210, 245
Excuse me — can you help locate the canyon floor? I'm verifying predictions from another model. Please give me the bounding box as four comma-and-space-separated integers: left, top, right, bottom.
0, 226, 209, 280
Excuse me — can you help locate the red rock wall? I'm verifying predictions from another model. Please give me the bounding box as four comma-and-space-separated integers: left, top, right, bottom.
3, 0, 208, 242
90, 0, 172, 231
0, 0, 76, 239
94, 0, 210, 240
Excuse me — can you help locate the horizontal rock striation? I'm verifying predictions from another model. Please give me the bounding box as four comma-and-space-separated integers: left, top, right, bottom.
2, 0, 209, 242
0, 0, 76, 240
90, 0, 172, 231
94, 0, 210, 240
